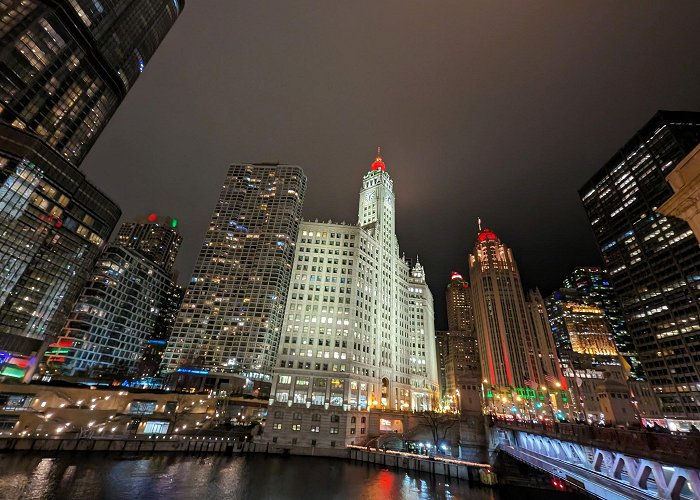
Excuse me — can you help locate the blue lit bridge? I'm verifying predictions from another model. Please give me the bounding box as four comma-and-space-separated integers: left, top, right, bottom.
492, 420, 700, 499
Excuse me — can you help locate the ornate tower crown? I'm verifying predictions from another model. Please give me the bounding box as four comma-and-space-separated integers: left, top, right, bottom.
371, 147, 386, 171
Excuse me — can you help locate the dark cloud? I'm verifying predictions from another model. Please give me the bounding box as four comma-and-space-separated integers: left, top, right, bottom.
81, 1, 700, 329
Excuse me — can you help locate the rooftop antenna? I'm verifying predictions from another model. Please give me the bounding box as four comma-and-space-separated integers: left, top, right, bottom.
478, 217, 482, 231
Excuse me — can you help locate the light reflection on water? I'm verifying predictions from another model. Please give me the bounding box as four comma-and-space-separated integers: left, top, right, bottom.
0, 453, 561, 500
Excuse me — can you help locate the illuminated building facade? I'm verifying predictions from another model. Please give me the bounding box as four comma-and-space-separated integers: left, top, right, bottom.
469, 227, 564, 391
48, 215, 181, 377
0, 0, 183, 377
546, 288, 619, 358
446, 272, 473, 331
561, 267, 635, 363
579, 110, 700, 418
269, 152, 438, 416
162, 164, 307, 381
264, 151, 437, 452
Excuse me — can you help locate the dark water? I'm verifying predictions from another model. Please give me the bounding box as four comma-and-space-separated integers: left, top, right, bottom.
0, 453, 577, 500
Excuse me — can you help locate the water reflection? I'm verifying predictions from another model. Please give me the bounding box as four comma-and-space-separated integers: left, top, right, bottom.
0, 453, 564, 499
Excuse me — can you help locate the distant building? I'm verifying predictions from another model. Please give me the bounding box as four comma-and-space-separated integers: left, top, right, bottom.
162, 164, 307, 381
579, 110, 700, 418
546, 288, 619, 359
47, 215, 182, 378
561, 267, 637, 369
116, 214, 182, 273
446, 272, 473, 332
0, 0, 184, 378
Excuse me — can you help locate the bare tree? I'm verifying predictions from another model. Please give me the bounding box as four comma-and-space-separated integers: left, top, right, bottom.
419, 411, 459, 449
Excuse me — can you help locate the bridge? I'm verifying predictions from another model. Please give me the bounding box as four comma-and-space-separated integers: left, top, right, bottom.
492, 420, 700, 499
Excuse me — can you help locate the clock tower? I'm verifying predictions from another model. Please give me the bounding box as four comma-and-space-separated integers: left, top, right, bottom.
358, 148, 396, 236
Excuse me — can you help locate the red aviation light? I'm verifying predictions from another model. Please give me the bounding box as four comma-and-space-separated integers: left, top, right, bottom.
450, 272, 463, 281
371, 147, 386, 171
478, 229, 497, 242
148, 213, 157, 222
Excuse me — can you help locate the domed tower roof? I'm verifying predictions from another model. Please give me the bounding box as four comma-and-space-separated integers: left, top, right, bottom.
371, 147, 386, 171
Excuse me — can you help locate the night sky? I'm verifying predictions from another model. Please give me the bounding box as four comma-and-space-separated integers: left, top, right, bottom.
81, 1, 700, 330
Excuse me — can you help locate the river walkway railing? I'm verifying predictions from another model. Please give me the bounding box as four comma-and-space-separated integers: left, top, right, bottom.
346, 444, 495, 483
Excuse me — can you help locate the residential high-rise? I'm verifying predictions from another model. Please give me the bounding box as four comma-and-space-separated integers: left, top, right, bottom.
579, 110, 700, 418
263, 151, 437, 451
161, 164, 307, 381
0, 0, 184, 378
47, 215, 182, 378
116, 214, 182, 273
469, 227, 565, 391
446, 272, 473, 332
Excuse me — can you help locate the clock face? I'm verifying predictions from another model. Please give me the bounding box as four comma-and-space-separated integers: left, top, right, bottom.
385, 194, 391, 206
365, 190, 375, 202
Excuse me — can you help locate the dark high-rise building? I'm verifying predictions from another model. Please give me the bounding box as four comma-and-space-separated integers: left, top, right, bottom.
162, 164, 307, 381
1, 0, 184, 164
138, 282, 184, 379
116, 213, 182, 273
0, 128, 120, 377
446, 271, 473, 332
0, 0, 184, 378
48, 215, 181, 378
579, 110, 700, 418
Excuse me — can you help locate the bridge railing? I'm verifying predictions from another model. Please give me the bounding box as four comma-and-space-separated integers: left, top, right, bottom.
494, 419, 700, 469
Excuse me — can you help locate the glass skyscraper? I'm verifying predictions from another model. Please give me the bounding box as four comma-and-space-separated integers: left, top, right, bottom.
579, 110, 700, 418
162, 164, 307, 381
0, 0, 184, 378
1, 0, 184, 164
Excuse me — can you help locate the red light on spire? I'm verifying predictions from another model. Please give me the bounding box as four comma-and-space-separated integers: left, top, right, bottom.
450, 272, 463, 281
148, 213, 157, 222
478, 229, 497, 242
371, 147, 386, 171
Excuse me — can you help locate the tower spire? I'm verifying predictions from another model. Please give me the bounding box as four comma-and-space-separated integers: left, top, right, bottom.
371, 147, 386, 171
478, 217, 482, 231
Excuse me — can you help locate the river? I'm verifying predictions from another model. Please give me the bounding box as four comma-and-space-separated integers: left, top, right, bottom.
0, 453, 580, 499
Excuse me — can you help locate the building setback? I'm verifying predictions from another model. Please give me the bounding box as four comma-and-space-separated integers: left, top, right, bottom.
162, 164, 307, 381
0, 0, 183, 377
579, 110, 700, 418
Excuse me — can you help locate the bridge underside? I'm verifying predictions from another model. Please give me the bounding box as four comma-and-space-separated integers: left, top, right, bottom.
493, 427, 700, 500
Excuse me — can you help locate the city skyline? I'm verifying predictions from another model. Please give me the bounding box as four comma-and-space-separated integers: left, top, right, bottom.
77, 2, 700, 330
